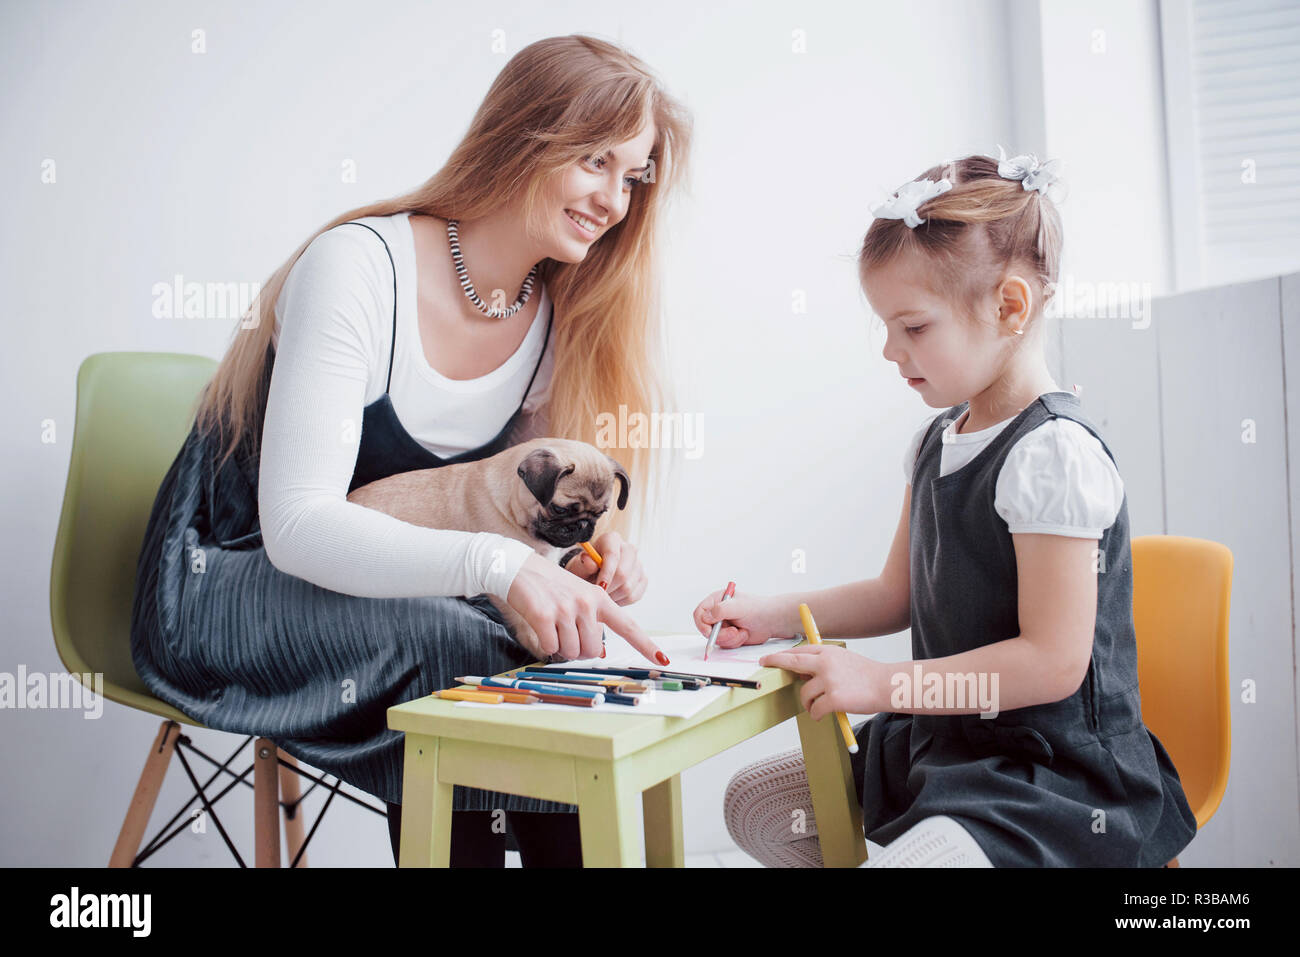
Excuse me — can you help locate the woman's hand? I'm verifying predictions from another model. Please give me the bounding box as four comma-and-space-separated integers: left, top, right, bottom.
757, 645, 888, 719
506, 552, 668, 666
691, 589, 799, 648
561, 531, 647, 605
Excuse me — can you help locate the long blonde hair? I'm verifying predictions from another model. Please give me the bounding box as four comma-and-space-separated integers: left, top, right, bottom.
193, 34, 693, 543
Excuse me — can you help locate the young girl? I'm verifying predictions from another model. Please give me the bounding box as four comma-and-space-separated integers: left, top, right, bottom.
692, 151, 1199, 868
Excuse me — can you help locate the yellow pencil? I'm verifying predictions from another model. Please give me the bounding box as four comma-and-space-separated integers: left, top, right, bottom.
798, 603, 859, 754
433, 688, 505, 704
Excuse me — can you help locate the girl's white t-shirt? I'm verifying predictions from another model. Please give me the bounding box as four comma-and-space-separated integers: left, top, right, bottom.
902, 393, 1125, 538
257, 212, 554, 601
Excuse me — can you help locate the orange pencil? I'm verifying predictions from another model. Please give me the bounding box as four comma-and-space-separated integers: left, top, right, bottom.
434, 689, 505, 704
454, 686, 539, 704
577, 541, 609, 658
455, 682, 597, 708
451, 682, 542, 703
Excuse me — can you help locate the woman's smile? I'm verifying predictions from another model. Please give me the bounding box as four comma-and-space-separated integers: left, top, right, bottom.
564, 208, 598, 238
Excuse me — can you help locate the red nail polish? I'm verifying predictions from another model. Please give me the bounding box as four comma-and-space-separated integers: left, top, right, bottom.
655, 652, 670, 665
598, 580, 608, 590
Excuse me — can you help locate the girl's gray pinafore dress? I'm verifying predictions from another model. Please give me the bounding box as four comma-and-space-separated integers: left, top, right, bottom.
846, 390, 1198, 866
130, 220, 577, 813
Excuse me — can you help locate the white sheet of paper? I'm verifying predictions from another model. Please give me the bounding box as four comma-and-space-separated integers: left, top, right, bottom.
453, 632, 803, 718
590, 630, 804, 676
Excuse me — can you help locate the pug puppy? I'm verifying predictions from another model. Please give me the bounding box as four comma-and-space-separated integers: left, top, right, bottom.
346, 437, 629, 661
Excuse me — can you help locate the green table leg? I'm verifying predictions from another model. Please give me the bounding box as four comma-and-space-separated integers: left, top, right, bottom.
796, 708, 868, 867
643, 774, 684, 867
399, 734, 453, 867
575, 758, 641, 866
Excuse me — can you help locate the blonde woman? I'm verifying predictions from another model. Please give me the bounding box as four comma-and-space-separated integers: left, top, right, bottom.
130, 34, 692, 867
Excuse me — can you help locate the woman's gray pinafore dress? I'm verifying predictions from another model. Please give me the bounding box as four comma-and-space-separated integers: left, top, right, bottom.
129, 220, 577, 814
846, 390, 1198, 866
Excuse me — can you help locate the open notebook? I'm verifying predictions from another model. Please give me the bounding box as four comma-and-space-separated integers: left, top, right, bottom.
452, 631, 804, 719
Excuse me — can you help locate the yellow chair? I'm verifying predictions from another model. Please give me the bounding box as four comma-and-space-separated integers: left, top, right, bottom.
1131, 535, 1233, 867
49, 352, 370, 866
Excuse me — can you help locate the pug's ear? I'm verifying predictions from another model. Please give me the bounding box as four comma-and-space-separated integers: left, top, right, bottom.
518, 449, 575, 506
606, 456, 630, 510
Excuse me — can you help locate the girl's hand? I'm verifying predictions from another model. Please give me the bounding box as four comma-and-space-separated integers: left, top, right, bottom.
506, 552, 667, 665
758, 645, 888, 719
692, 590, 798, 648
562, 531, 647, 606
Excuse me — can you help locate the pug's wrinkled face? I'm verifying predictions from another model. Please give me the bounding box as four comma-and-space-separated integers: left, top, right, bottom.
517, 447, 630, 549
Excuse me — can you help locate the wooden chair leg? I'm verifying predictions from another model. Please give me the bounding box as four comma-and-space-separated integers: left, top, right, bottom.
278, 750, 308, 867
109, 720, 181, 867
254, 738, 281, 867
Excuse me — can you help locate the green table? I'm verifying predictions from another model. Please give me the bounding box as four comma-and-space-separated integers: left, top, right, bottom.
387, 634, 867, 867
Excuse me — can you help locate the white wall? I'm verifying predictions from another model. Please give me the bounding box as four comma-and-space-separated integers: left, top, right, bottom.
1037, 0, 1176, 299
1036, 0, 1300, 866
1021, 0, 1176, 533
2, 0, 1017, 867
11, 0, 1257, 869
1006, 0, 1175, 389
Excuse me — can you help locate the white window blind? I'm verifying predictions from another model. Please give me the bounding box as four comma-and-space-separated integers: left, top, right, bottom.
1160, 0, 1300, 290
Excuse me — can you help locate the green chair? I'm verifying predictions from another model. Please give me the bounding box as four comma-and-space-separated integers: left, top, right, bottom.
49, 352, 361, 866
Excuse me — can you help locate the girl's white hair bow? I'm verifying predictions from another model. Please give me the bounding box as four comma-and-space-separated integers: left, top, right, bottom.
996, 145, 1064, 199
871, 177, 953, 228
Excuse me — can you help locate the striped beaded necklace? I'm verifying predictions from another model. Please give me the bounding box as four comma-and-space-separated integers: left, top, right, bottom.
446, 219, 539, 319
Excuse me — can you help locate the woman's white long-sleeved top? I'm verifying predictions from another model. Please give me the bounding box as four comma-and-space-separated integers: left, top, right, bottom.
257, 212, 554, 600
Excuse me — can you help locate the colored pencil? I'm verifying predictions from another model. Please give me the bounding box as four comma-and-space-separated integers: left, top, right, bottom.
454, 683, 595, 707
798, 603, 858, 754
434, 689, 505, 704
540, 665, 759, 689
454, 687, 539, 704
514, 669, 648, 692
703, 580, 736, 661
464, 674, 606, 702
529, 665, 707, 688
